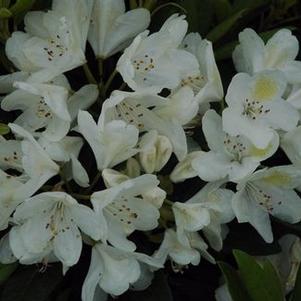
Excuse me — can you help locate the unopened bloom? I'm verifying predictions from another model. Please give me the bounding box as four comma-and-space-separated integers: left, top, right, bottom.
139, 130, 172, 173
170, 151, 203, 183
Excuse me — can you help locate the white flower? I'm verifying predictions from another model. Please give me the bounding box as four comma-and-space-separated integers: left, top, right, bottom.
233, 28, 301, 84
82, 243, 162, 301
6, 0, 93, 82
192, 110, 279, 182
232, 165, 301, 243
38, 136, 89, 187
222, 71, 298, 148
139, 130, 172, 174
175, 32, 223, 104
117, 14, 196, 93
173, 181, 234, 251
91, 174, 164, 251
10, 192, 103, 267
101, 87, 197, 160
9, 123, 60, 180
0, 124, 59, 230
88, 0, 150, 59
154, 229, 214, 268
2, 81, 98, 141
78, 110, 139, 171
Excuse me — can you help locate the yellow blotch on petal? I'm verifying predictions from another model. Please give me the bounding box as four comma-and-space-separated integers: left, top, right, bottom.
249, 146, 269, 158
252, 76, 278, 101
263, 171, 291, 186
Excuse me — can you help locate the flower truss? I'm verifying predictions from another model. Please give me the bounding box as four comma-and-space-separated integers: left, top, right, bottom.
0, 0, 301, 300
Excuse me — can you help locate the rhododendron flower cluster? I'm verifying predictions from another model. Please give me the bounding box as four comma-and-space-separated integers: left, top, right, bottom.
1, 0, 301, 300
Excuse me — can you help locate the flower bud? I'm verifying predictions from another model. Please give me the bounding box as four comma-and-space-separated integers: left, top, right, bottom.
139, 130, 172, 174
142, 186, 166, 208
126, 157, 141, 178
170, 151, 204, 183
102, 169, 129, 188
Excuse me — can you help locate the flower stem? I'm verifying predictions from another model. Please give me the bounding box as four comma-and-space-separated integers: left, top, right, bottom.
84, 170, 102, 194
83, 63, 98, 85
151, 2, 187, 17
98, 58, 103, 82
70, 193, 91, 200
102, 69, 118, 98
164, 199, 174, 206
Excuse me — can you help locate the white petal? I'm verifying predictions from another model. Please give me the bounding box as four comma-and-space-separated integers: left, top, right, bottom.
232, 187, 273, 243
265, 29, 299, 68
192, 151, 230, 182
81, 246, 103, 301
233, 28, 265, 73
68, 204, 104, 241
53, 219, 82, 267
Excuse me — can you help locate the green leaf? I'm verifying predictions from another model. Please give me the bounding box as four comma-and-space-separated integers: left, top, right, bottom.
0, 7, 11, 18
215, 40, 238, 61
232, 0, 271, 11
213, 0, 233, 22
233, 249, 285, 301
9, 0, 35, 15
0, 263, 18, 285
290, 264, 301, 301
0, 0, 11, 8
1, 265, 63, 301
9, 0, 36, 24
0, 123, 10, 135
206, 9, 248, 43
176, 0, 214, 35
129, 0, 138, 9
218, 262, 252, 301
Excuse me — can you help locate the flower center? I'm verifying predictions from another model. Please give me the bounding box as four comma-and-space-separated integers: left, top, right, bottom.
115, 101, 146, 130
36, 97, 53, 119
105, 198, 139, 228
223, 134, 247, 161
180, 74, 206, 94
242, 99, 270, 120
132, 54, 156, 82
